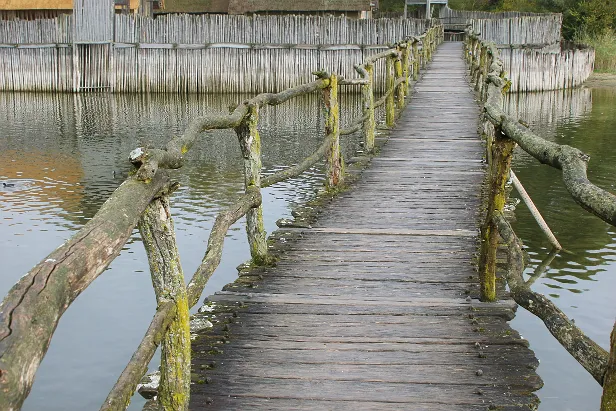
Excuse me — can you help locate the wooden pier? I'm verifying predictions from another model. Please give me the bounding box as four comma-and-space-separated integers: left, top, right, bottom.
190, 42, 542, 410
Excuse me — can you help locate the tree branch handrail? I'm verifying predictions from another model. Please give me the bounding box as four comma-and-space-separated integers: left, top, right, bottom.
0, 24, 444, 411
466, 27, 616, 402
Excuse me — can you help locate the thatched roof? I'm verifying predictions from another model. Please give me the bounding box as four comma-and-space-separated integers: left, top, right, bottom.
228, 0, 372, 14
0, 0, 73, 10
0, 0, 140, 10
160, 0, 229, 13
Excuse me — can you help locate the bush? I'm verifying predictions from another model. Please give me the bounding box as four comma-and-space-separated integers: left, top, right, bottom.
577, 30, 616, 73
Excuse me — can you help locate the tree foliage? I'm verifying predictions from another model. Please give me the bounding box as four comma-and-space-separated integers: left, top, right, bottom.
448, 0, 616, 39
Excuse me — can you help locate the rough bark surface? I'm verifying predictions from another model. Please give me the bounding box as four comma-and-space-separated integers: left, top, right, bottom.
0, 172, 169, 411
602, 321, 616, 411
138, 196, 191, 410
235, 104, 269, 265
323, 73, 344, 189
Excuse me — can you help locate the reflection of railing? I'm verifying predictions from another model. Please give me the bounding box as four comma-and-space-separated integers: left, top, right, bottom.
465, 28, 616, 409
0, 25, 443, 411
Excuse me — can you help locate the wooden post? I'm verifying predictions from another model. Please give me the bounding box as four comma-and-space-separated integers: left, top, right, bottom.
323, 73, 344, 189
412, 40, 420, 81
386, 55, 395, 127
401, 43, 410, 96
235, 104, 268, 264
138, 194, 190, 411
361, 63, 376, 153
426, 30, 433, 62
394, 49, 404, 110
479, 128, 516, 302
601, 320, 616, 411
475, 45, 486, 91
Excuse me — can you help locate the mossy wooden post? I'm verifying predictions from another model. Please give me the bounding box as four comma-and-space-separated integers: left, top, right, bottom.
475, 45, 487, 91
400, 43, 410, 96
479, 128, 515, 302
386, 55, 395, 127
361, 63, 376, 153
483, 51, 494, 100
412, 40, 420, 81
602, 321, 616, 411
426, 30, 433, 61
235, 103, 268, 264
322, 73, 344, 189
394, 49, 404, 110
138, 194, 190, 411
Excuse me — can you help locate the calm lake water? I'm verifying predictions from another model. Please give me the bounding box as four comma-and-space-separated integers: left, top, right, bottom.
0, 85, 613, 410
505, 86, 616, 410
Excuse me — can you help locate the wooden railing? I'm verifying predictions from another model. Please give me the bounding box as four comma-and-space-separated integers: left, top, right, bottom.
0, 24, 443, 411
465, 28, 616, 410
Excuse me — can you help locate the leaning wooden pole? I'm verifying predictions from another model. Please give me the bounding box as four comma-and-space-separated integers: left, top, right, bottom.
510, 171, 562, 250
235, 103, 269, 265
138, 193, 191, 411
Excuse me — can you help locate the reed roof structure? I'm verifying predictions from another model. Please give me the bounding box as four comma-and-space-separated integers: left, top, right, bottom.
228, 0, 373, 13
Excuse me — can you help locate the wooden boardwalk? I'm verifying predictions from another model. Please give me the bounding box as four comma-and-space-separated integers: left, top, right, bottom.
190, 42, 542, 410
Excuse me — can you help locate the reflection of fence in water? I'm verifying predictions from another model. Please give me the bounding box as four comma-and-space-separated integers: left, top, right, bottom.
504, 88, 592, 133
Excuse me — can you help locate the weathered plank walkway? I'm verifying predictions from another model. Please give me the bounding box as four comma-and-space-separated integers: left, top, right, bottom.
190, 42, 542, 410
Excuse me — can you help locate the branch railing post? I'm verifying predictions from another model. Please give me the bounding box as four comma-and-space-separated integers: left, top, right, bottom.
386, 54, 396, 127
235, 103, 269, 265
138, 193, 190, 411
359, 63, 376, 153
401, 42, 411, 96
322, 72, 344, 189
395, 48, 404, 110
475, 45, 486, 91
479, 127, 515, 302
412, 39, 420, 81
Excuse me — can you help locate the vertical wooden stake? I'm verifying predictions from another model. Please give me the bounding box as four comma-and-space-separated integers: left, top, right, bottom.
394, 49, 404, 110
361, 63, 376, 153
235, 104, 268, 265
475, 46, 486, 91
412, 40, 420, 81
138, 194, 190, 411
401, 43, 410, 96
323, 73, 344, 189
386, 55, 395, 127
601, 320, 616, 411
479, 128, 516, 302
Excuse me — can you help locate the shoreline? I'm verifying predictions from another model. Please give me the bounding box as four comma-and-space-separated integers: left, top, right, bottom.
584, 72, 616, 88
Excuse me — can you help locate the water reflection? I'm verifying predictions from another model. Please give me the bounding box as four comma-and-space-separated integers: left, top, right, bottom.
505, 87, 616, 290
0, 91, 362, 410
504, 86, 616, 410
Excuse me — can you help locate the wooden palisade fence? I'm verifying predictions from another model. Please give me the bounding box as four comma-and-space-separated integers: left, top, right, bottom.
0, 14, 429, 93
0, 24, 443, 411
465, 28, 616, 410
440, 8, 594, 93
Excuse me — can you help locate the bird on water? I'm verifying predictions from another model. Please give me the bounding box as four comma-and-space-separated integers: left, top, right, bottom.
3, 182, 15, 187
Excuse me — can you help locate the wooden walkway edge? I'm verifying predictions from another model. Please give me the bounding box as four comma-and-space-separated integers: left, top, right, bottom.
190, 42, 542, 410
